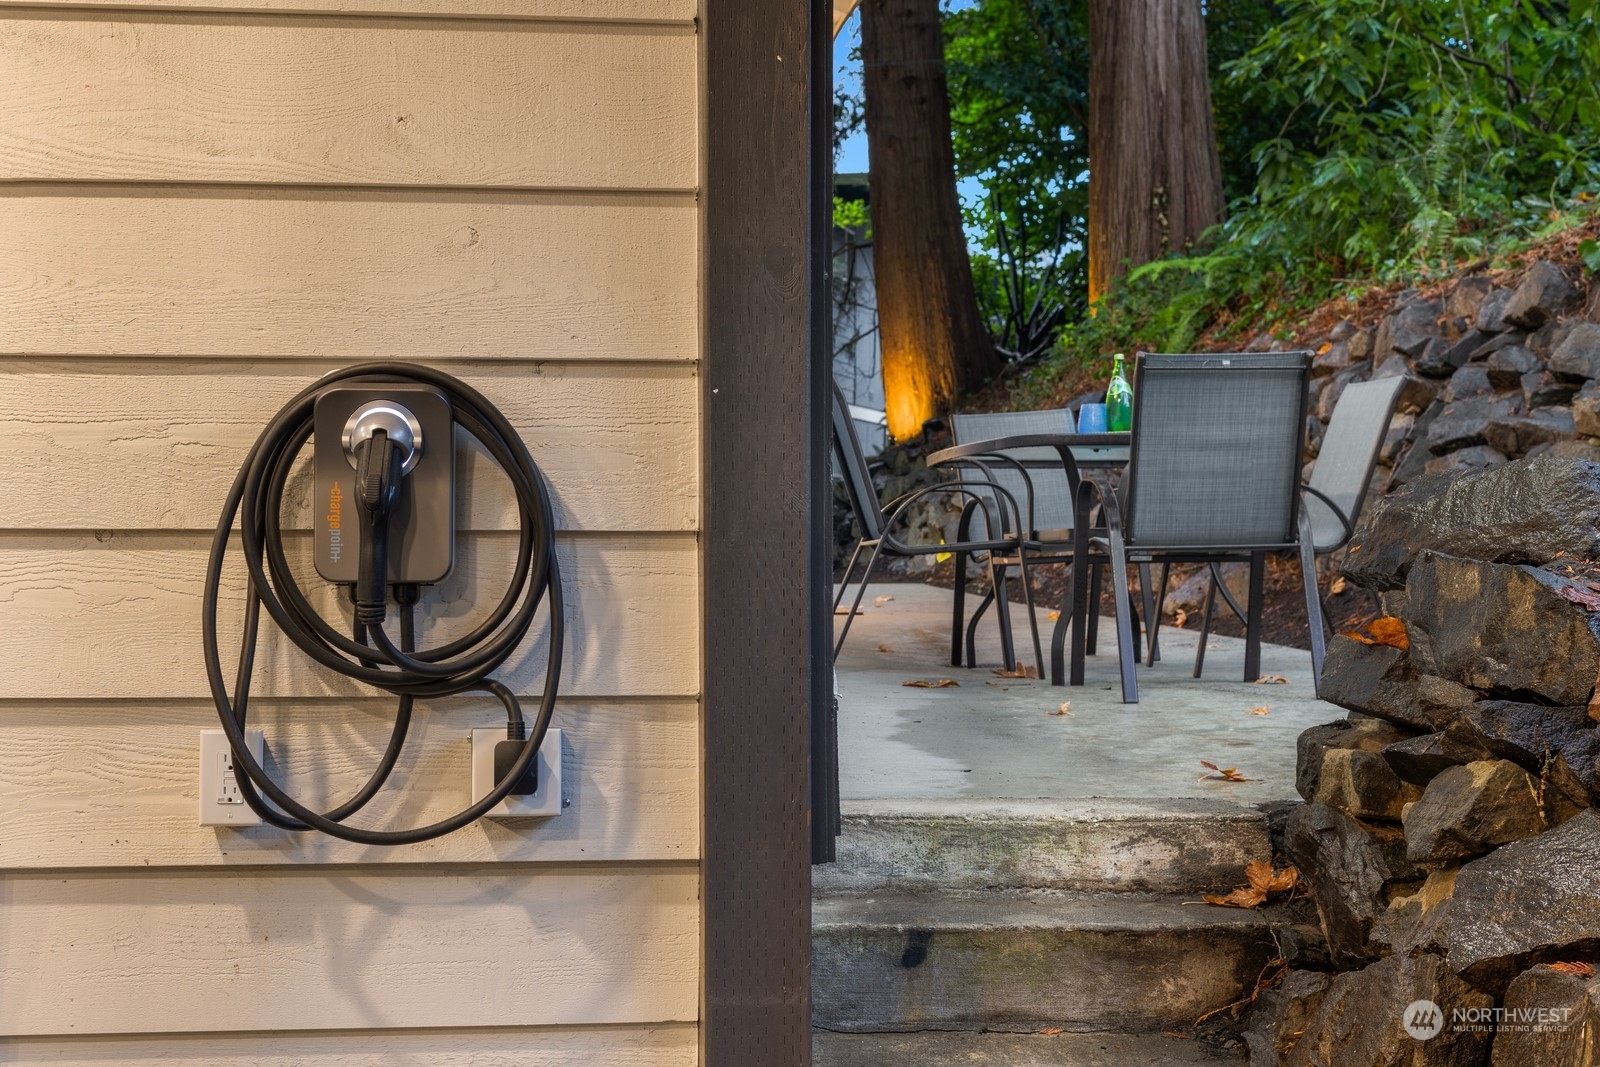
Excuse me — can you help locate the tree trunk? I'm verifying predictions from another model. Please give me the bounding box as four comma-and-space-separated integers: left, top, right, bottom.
1087, 0, 1224, 305
861, 0, 999, 441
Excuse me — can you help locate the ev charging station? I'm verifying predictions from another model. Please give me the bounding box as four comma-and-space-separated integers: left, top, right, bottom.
199, 362, 565, 844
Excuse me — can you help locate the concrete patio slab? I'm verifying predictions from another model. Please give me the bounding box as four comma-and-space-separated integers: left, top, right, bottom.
834, 581, 1341, 807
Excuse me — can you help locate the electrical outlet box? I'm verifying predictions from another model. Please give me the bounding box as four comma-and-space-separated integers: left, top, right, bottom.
199, 728, 265, 827
470, 728, 563, 819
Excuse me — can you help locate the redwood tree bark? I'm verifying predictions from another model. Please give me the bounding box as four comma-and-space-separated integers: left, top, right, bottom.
861, 0, 999, 441
1087, 0, 1225, 304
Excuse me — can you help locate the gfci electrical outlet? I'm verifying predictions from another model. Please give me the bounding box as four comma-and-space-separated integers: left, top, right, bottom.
199, 728, 264, 827
470, 728, 564, 819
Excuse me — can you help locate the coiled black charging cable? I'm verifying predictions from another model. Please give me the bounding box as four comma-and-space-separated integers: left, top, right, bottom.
202, 362, 562, 845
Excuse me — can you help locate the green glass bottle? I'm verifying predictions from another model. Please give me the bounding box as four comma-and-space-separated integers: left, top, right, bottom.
1106, 352, 1133, 432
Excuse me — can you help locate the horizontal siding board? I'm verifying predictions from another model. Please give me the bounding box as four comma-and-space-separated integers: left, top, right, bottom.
0, 14, 696, 190
0, 362, 698, 532
0, 1024, 697, 1066
0, 532, 699, 699
0, 865, 699, 1034
0, 187, 697, 360
0, 0, 695, 21
0, 699, 696, 868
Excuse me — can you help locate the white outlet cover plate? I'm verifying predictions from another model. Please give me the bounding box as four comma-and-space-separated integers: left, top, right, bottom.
470, 727, 563, 819
199, 728, 265, 827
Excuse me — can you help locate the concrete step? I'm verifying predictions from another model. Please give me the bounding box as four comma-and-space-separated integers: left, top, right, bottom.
813, 1030, 1244, 1066
812, 888, 1279, 1034
814, 798, 1272, 894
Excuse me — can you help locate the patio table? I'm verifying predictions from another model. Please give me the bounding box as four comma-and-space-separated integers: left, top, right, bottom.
927, 432, 1130, 687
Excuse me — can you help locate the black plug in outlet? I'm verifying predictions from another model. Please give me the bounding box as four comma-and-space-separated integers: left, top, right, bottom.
493, 739, 540, 796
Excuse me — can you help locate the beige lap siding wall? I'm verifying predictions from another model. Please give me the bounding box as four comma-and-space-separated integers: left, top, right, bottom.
0, 2, 702, 1062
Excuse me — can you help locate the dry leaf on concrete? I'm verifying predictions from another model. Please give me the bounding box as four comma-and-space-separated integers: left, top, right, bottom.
1172, 609, 1189, 629
875, 644, 893, 654
1198, 759, 1262, 783
903, 679, 960, 688
1051, 702, 1072, 716
1254, 675, 1289, 685
1248, 706, 1272, 716
1199, 861, 1298, 909
991, 664, 1039, 679
1038, 1027, 1064, 1036
873, 595, 895, 606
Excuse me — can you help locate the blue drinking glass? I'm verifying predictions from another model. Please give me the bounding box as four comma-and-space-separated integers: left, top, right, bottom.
1077, 403, 1108, 434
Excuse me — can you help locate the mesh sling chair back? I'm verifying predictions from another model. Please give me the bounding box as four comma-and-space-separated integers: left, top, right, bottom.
1183, 374, 1405, 675
946, 408, 1075, 670
1088, 352, 1317, 702
830, 382, 1043, 674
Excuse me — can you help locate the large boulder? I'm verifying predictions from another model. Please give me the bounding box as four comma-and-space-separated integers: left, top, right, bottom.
1245, 969, 1333, 1067
1491, 965, 1600, 1067
1340, 456, 1600, 591
1481, 406, 1577, 457
1373, 867, 1460, 958
1427, 394, 1523, 454
1383, 729, 1499, 787
1502, 260, 1576, 330
1403, 553, 1600, 706
1298, 719, 1422, 820
1451, 702, 1600, 800
1317, 638, 1476, 733
1443, 809, 1600, 995
1548, 321, 1600, 381
1286, 802, 1420, 965
1402, 759, 1588, 865
1286, 953, 1493, 1067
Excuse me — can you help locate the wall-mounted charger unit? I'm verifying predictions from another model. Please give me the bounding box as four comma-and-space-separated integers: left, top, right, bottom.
202, 362, 565, 846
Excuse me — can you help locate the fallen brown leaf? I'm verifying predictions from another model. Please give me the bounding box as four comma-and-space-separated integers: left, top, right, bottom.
1329, 576, 1349, 595
991, 664, 1039, 679
1368, 616, 1409, 649
1560, 584, 1600, 612
1549, 961, 1597, 977
1173, 608, 1189, 629
1249, 705, 1272, 716
1051, 702, 1073, 716
1046, 610, 1061, 621
1198, 759, 1262, 783
903, 679, 960, 688
1038, 1027, 1064, 1036
1254, 675, 1289, 685
875, 644, 893, 654
1204, 886, 1268, 908
873, 595, 895, 606
1245, 860, 1298, 895
832, 609, 862, 617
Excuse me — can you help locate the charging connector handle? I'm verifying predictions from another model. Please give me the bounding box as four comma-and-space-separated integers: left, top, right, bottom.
202, 362, 563, 846
353, 429, 404, 625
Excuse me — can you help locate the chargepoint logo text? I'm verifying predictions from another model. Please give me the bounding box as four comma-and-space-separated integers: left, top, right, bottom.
1402, 999, 1573, 1040
327, 482, 344, 563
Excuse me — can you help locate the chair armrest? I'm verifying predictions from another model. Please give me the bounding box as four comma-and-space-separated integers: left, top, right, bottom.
1300, 483, 1354, 552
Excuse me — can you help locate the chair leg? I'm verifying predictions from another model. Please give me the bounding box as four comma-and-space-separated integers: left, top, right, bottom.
1148, 562, 1171, 665
1107, 541, 1139, 703
990, 560, 1017, 672
1300, 533, 1327, 694
966, 588, 995, 670
1194, 572, 1218, 679
1086, 563, 1103, 655
951, 553, 965, 666
1051, 560, 1077, 686
1139, 563, 1159, 667
833, 540, 884, 660
1244, 553, 1265, 683
1016, 556, 1045, 680
833, 539, 865, 612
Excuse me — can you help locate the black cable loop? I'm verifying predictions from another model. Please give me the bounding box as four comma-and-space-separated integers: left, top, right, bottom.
203, 362, 563, 845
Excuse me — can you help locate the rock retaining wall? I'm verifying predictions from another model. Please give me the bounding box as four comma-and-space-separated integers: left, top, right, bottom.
1248, 455, 1600, 1066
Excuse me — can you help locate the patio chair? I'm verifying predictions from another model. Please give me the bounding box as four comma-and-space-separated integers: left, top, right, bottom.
1080, 351, 1318, 703
945, 409, 1159, 672
1184, 374, 1404, 678
831, 383, 1043, 673
947, 408, 1073, 670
